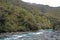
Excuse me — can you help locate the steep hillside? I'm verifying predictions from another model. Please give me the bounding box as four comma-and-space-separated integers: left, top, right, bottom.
0, 0, 60, 32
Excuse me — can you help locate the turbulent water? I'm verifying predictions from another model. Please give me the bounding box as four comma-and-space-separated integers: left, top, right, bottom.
0, 30, 60, 40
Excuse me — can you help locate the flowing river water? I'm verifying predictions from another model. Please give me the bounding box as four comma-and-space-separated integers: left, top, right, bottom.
0, 29, 60, 40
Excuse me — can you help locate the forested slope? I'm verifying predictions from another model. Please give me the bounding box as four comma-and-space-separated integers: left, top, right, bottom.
0, 0, 60, 32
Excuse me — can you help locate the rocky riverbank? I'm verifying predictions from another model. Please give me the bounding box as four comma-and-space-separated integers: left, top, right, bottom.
40, 31, 60, 40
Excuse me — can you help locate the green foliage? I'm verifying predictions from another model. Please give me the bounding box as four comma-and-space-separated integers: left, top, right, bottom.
0, 0, 60, 32
0, 2, 39, 32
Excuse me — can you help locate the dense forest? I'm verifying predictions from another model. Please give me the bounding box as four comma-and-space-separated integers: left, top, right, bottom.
0, 0, 60, 32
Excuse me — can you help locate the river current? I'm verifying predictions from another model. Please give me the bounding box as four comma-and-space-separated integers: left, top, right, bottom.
0, 29, 60, 40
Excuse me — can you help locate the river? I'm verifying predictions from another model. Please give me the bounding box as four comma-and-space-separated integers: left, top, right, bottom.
0, 29, 60, 40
